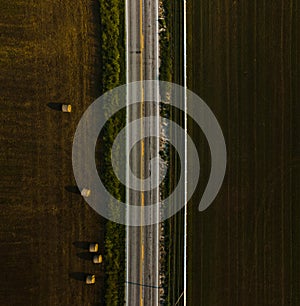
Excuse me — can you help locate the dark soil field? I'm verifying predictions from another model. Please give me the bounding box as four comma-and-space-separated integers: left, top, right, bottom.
165, 0, 185, 304
187, 1, 299, 306
0, 1, 106, 305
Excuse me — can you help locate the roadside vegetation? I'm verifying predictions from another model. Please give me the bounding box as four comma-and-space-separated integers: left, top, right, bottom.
159, 0, 173, 83
159, 0, 188, 304
98, 0, 125, 304
159, 0, 174, 304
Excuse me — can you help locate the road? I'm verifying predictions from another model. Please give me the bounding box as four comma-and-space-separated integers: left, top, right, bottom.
125, 0, 160, 305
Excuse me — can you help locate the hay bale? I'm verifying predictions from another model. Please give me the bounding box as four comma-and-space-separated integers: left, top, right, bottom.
93, 254, 103, 264
81, 188, 91, 197
61, 104, 72, 113
89, 243, 99, 253
86, 274, 96, 284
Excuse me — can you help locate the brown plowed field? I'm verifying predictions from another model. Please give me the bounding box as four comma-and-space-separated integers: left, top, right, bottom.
187, 1, 299, 305
0, 1, 106, 305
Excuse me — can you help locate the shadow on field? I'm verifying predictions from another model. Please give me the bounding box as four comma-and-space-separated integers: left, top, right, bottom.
47, 102, 62, 111
65, 185, 81, 195
77, 252, 94, 261
69, 272, 86, 282
73, 241, 90, 250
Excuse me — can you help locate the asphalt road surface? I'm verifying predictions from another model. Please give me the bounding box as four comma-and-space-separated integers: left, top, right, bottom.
125, 0, 160, 305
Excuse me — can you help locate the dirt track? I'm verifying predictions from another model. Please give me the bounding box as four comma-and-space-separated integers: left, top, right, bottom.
187, 1, 299, 305
0, 1, 106, 305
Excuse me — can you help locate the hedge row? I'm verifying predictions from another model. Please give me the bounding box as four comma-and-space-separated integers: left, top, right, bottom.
98, 0, 125, 305
99, 0, 125, 92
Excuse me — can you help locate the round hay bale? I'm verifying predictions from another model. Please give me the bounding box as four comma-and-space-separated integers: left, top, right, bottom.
89, 243, 99, 253
62, 104, 72, 113
81, 188, 91, 197
86, 274, 96, 284
93, 254, 103, 264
